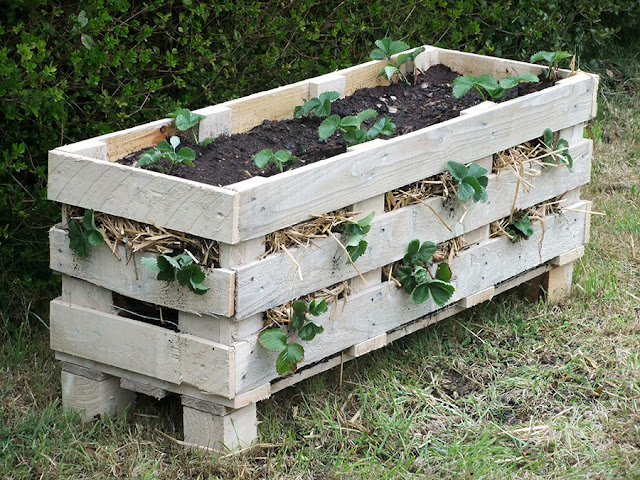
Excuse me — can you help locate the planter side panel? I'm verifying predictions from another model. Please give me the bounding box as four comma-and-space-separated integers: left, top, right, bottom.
48, 150, 239, 243
232, 74, 597, 242
235, 204, 589, 393
233, 139, 592, 318
50, 300, 235, 397
49, 226, 235, 316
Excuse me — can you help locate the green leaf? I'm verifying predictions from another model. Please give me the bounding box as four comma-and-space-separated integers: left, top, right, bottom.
319, 91, 340, 103
68, 219, 89, 258
380, 65, 399, 81
413, 265, 428, 285
308, 299, 328, 316
318, 115, 341, 139
340, 116, 361, 129
467, 163, 488, 179
388, 39, 410, 55
253, 150, 273, 169
513, 213, 534, 238
428, 280, 455, 306
357, 212, 375, 228
292, 301, 307, 314
140, 257, 160, 272
276, 343, 304, 376
343, 128, 367, 146
199, 137, 215, 147
299, 97, 321, 116
156, 140, 173, 153
177, 147, 195, 164
259, 329, 287, 352
543, 128, 554, 148
435, 263, 452, 282
370, 48, 388, 60
530, 51, 554, 64
290, 312, 305, 331
157, 268, 175, 282
452, 75, 477, 98
82, 209, 97, 231
396, 53, 411, 66
367, 117, 395, 140
346, 240, 367, 263
447, 161, 468, 182
189, 281, 209, 295
418, 241, 437, 261
169, 136, 180, 150
406, 239, 420, 256
355, 109, 378, 125
136, 149, 162, 167
85, 230, 104, 247
298, 321, 324, 341
397, 265, 415, 293
456, 181, 475, 203
556, 139, 573, 170
412, 283, 430, 304
274, 150, 296, 165
517, 72, 540, 83
168, 108, 205, 131
462, 176, 483, 196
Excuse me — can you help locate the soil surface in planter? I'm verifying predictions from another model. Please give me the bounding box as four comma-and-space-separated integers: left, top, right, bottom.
120, 65, 552, 187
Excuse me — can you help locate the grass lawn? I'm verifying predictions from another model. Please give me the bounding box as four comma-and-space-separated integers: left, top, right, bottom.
1, 45, 638, 479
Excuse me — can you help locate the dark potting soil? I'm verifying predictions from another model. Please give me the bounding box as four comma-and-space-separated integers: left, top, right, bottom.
120, 65, 553, 187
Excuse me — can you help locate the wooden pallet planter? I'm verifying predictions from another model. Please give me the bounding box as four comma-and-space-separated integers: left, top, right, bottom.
48, 45, 597, 452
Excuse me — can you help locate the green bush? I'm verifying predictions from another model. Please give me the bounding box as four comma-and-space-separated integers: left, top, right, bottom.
1, 0, 638, 328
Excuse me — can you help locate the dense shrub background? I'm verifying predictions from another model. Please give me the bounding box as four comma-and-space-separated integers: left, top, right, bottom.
1, 0, 638, 326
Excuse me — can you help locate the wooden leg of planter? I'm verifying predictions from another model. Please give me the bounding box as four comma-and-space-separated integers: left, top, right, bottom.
349, 194, 384, 292
181, 396, 257, 452
543, 262, 575, 303
60, 363, 135, 421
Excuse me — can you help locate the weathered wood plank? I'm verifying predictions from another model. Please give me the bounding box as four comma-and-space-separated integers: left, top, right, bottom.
235, 205, 589, 393
95, 118, 176, 162
230, 75, 597, 241
50, 300, 235, 398
47, 150, 239, 243
234, 140, 591, 318
50, 226, 235, 316
61, 371, 135, 421
438, 48, 549, 79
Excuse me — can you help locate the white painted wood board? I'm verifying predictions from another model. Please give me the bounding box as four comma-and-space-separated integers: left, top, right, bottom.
233, 141, 591, 318
230, 75, 597, 241
50, 300, 235, 398
50, 226, 235, 316
47, 150, 239, 243
235, 205, 588, 393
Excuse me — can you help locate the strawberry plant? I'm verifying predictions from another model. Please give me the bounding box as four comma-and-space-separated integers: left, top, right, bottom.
370, 37, 425, 84
294, 91, 340, 118
252, 149, 298, 173
505, 211, 534, 241
68, 209, 104, 258
259, 299, 328, 376
319, 109, 395, 146
541, 128, 573, 170
337, 212, 374, 263
530, 51, 573, 81
136, 136, 196, 175
397, 240, 455, 306
452, 73, 539, 101
447, 161, 489, 203
168, 108, 214, 146
141, 253, 209, 295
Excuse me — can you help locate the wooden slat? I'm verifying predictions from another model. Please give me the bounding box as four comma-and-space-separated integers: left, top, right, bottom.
50, 300, 235, 398
230, 74, 597, 241
234, 205, 589, 393
47, 150, 239, 243
438, 48, 548, 79
233, 140, 591, 318
50, 226, 235, 316
95, 118, 176, 162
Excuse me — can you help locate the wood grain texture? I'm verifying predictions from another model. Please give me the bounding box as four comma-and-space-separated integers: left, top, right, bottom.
438, 48, 547, 79
48, 150, 238, 243
235, 204, 589, 393
50, 226, 235, 316
95, 118, 176, 162
233, 140, 591, 318
61, 371, 135, 422
50, 300, 235, 398
230, 75, 597, 241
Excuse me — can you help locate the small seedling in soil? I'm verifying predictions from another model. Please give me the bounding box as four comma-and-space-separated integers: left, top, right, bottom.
397, 239, 455, 306
452, 73, 539, 101
68, 209, 104, 258
252, 149, 298, 173
541, 128, 573, 170
530, 51, 573, 81
337, 211, 374, 264
505, 211, 534, 241
141, 252, 209, 295
447, 161, 489, 203
370, 37, 425, 84
294, 91, 340, 118
136, 136, 196, 175
168, 108, 214, 146
259, 299, 328, 376
319, 109, 395, 146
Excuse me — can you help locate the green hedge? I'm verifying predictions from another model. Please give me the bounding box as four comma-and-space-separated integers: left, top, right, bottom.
1, 0, 638, 325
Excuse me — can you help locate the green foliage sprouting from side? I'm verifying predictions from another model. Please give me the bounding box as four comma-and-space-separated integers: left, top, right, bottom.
505, 211, 535, 241
447, 161, 489, 203
68, 209, 104, 258
397, 240, 455, 306
337, 212, 375, 263
141, 253, 209, 295
530, 50, 574, 80
541, 128, 573, 170
259, 299, 328, 376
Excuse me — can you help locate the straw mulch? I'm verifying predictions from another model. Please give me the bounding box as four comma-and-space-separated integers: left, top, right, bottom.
384, 172, 456, 212
68, 208, 219, 269
490, 196, 564, 242
264, 281, 354, 328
